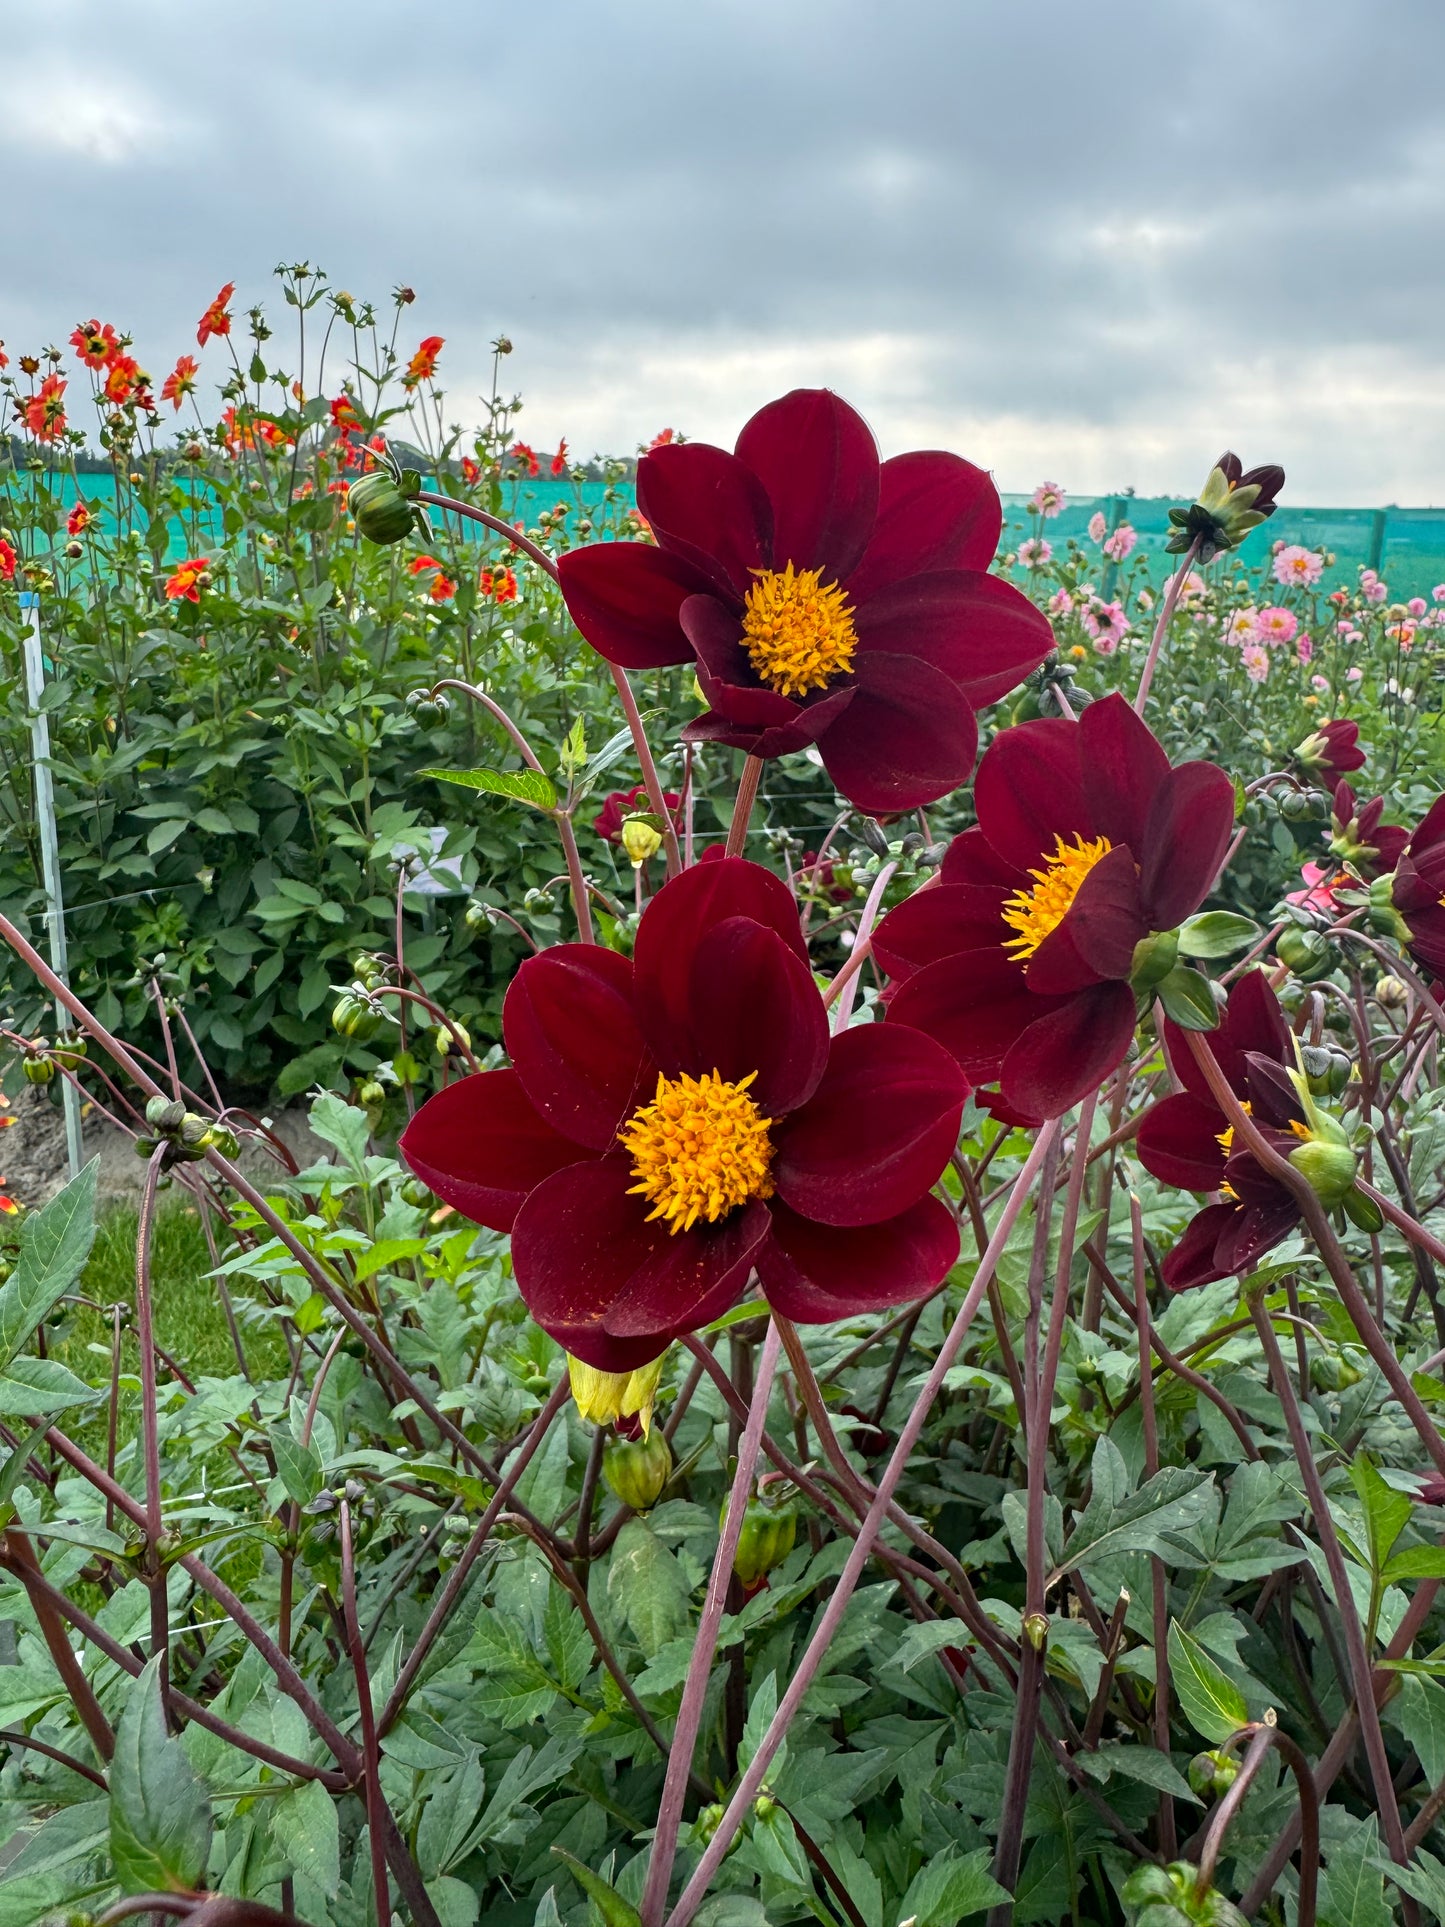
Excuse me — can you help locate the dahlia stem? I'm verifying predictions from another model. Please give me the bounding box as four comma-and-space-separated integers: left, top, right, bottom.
640, 1319, 782, 1927
608, 664, 683, 877
662, 1122, 1060, 1927
824, 872, 940, 1010
415, 491, 557, 580
830, 861, 897, 1032
1133, 535, 1201, 716
725, 755, 765, 859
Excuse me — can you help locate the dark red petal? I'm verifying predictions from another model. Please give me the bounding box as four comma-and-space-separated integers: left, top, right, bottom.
817, 652, 978, 816
1161, 1202, 1241, 1291
846, 450, 1002, 600
1136, 1092, 1228, 1191
1077, 693, 1172, 851
681, 683, 857, 760
502, 947, 646, 1151
872, 883, 1006, 982
1138, 761, 1236, 930
1410, 795, 1445, 860
1214, 1197, 1300, 1276
734, 389, 880, 581
1025, 844, 1146, 995
773, 1021, 967, 1227
636, 441, 773, 595
999, 981, 1137, 1119
399, 1071, 587, 1233
685, 916, 829, 1113
1372, 827, 1409, 874
759, 1193, 959, 1322
1223, 969, 1293, 1066
511, 1156, 768, 1369
681, 594, 799, 728
558, 543, 711, 669
973, 717, 1090, 872
632, 858, 807, 1069
940, 826, 1026, 889
854, 570, 1052, 708
887, 947, 1050, 1084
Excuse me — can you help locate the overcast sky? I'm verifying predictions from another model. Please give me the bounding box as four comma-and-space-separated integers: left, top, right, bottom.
4, 0, 1443, 504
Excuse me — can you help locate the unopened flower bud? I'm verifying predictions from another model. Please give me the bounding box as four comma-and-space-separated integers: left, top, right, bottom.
433, 1018, 470, 1059
619, 815, 664, 868
400, 1176, 433, 1208
349, 468, 420, 545
727, 1490, 798, 1592
603, 1429, 673, 1511
1301, 1044, 1351, 1097
1287, 1113, 1358, 1208
1276, 926, 1333, 982
1188, 1750, 1239, 1800
144, 1095, 187, 1135
332, 992, 383, 1042
1311, 1351, 1363, 1392
21, 1051, 54, 1086
1376, 975, 1410, 1011
1023, 1611, 1050, 1652
358, 1078, 386, 1111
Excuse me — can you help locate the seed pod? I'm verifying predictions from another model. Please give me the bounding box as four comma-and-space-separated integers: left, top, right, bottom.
21, 1052, 54, 1087
332, 992, 382, 1042
727, 1490, 798, 1591
603, 1429, 673, 1511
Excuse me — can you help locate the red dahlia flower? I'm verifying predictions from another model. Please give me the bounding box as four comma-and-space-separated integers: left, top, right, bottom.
0, 540, 16, 583
1392, 795, 1445, 974
400, 858, 968, 1371
557, 389, 1053, 815
874, 694, 1235, 1121
162, 356, 199, 411
23, 374, 67, 443
403, 335, 444, 387
164, 557, 210, 603
197, 283, 235, 347
1136, 971, 1306, 1289
593, 783, 681, 845
1329, 781, 1406, 880
1295, 718, 1365, 786
70, 320, 120, 369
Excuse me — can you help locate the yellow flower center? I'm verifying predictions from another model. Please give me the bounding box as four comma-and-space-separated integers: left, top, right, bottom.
1001, 833, 1114, 962
1215, 1102, 1252, 1156
741, 563, 857, 699
619, 1069, 775, 1236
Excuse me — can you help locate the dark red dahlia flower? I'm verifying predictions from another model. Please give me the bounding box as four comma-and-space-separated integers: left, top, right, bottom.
557, 389, 1053, 815
1136, 971, 1306, 1290
592, 783, 681, 845
1329, 781, 1407, 880
873, 694, 1235, 1122
400, 858, 967, 1371
1295, 718, 1365, 786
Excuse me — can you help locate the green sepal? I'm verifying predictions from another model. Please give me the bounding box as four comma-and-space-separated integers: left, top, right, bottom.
1154, 965, 1221, 1031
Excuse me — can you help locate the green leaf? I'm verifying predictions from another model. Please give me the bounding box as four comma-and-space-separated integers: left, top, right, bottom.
0, 1159, 98, 1371
1155, 964, 1222, 1031
0, 1355, 98, 1417
1178, 910, 1262, 959
307, 1092, 371, 1178
269, 1425, 323, 1506
0, 1416, 63, 1529
551, 1849, 642, 1927
1050, 1457, 1212, 1582
606, 1518, 692, 1659
897, 1847, 1008, 1925
1168, 1620, 1249, 1745
1384, 1545, 1445, 1580
109, 1655, 213, 1894
421, 767, 557, 811
271, 1777, 340, 1896
1318, 1815, 1393, 1927
1350, 1454, 1414, 1574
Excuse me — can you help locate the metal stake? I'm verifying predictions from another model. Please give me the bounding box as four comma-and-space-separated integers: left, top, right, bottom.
20, 594, 83, 1180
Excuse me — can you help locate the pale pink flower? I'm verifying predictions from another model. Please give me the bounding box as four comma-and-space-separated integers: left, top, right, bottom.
1177, 571, 1206, 601
1048, 588, 1075, 616
1081, 598, 1128, 647
1087, 510, 1107, 543
1241, 642, 1270, 684
1346, 665, 1364, 682
1296, 632, 1313, 664
1360, 568, 1388, 604
1311, 674, 1330, 692
1103, 523, 1137, 562
1256, 606, 1299, 647
1388, 620, 1417, 651
1018, 537, 1053, 569
1409, 597, 1428, 617
1225, 606, 1260, 646
1433, 583, 1445, 603
1029, 482, 1066, 518
1273, 545, 1324, 589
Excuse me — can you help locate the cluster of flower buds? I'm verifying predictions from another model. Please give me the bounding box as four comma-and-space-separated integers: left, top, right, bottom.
1120, 1859, 1249, 1927
134, 1094, 239, 1165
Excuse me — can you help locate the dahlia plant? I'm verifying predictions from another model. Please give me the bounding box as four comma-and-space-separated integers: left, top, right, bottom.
13, 375, 1445, 1927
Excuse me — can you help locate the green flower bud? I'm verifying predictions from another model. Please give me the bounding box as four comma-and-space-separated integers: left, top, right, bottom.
464, 898, 496, 933
1300, 1044, 1350, 1098
349, 468, 421, 545
400, 1176, 433, 1208
1287, 1114, 1358, 1208
604, 1429, 673, 1511
619, 815, 664, 868
358, 1079, 386, 1111
1278, 787, 1325, 822
332, 991, 383, 1042
144, 1095, 186, 1135
1276, 925, 1333, 982
1187, 1750, 1239, 1800
727, 1490, 798, 1591
1310, 1350, 1363, 1392
434, 1019, 470, 1060
21, 1051, 54, 1086
1130, 928, 1180, 992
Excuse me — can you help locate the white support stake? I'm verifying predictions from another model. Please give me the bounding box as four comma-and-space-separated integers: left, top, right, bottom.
20, 594, 83, 1181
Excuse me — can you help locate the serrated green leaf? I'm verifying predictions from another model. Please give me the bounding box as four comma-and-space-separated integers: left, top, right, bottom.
897, 1846, 1008, 1926
0, 1355, 98, 1417
1050, 1462, 1212, 1582
1168, 1620, 1249, 1745
271, 1777, 340, 1896
607, 1518, 691, 1659
269, 1425, 323, 1506
109, 1655, 213, 1894
0, 1159, 98, 1371
421, 766, 557, 810
551, 1849, 641, 1927
1350, 1454, 1414, 1575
